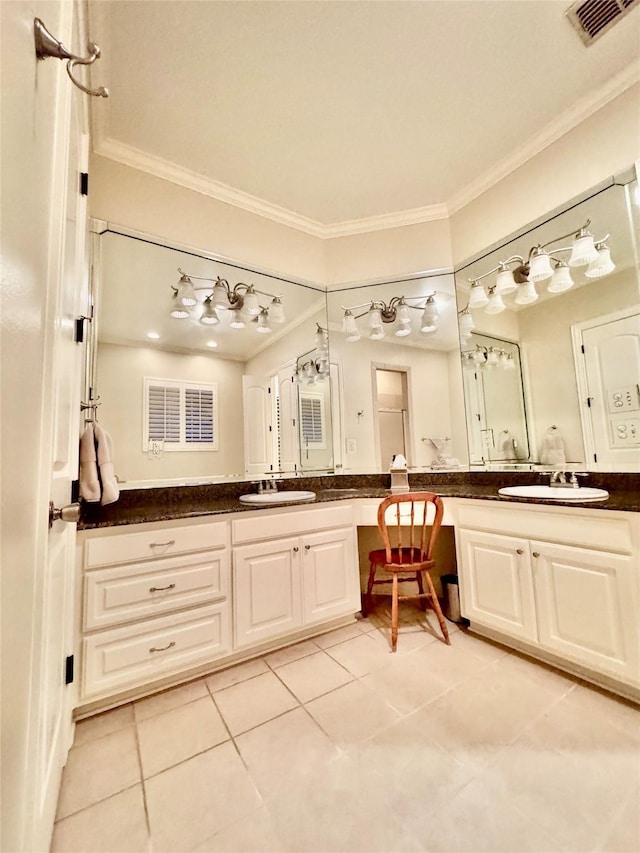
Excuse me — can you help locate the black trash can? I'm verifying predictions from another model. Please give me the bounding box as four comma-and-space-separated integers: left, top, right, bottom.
441, 574, 462, 623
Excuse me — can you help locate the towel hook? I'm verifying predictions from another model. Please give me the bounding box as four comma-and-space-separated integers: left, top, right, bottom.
34, 18, 109, 98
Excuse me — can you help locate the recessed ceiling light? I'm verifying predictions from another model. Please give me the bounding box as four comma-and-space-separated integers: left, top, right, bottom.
147, 331, 160, 339
206, 340, 218, 348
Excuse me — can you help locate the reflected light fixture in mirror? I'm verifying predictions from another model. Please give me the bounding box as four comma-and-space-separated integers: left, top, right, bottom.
464, 218, 616, 313
170, 267, 286, 331
340, 293, 442, 341
293, 324, 330, 384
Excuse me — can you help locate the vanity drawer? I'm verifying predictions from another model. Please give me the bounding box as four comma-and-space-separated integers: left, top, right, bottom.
232, 504, 354, 544
84, 551, 230, 630
84, 520, 228, 568
82, 603, 230, 698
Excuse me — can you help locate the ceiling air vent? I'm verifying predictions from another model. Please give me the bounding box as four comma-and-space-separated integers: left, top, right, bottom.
566, 0, 639, 45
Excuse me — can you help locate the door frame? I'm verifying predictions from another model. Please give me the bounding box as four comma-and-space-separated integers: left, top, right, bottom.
370, 362, 415, 470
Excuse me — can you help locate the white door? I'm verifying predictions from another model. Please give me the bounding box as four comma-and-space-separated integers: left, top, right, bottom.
532, 541, 639, 685
457, 529, 537, 642
301, 527, 360, 625
233, 537, 303, 647
276, 365, 298, 473
578, 312, 640, 467
242, 375, 273, 476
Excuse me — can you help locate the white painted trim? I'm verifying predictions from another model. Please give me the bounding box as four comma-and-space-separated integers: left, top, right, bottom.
447, 60, 640, 215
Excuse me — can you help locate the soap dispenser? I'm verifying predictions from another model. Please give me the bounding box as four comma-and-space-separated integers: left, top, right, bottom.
389, 454, 410, 493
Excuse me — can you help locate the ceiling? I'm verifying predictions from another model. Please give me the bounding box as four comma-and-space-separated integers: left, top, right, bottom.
88, 1, 639, 232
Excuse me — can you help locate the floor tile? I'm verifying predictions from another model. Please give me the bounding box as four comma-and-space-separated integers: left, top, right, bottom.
56, 727, 141, 819
235, 707, 340, 800
137, 695, 229, 777
562, 682, 640, 744
306, 679, 401, 746
360, 652, 450, 716
324, 631, 393, 677
191, 806, 283, 852
264, 638, 319, 668
213, 671, 298, 735
73, 704, 134, 747
205, 657, 270, 693
133, 678, 209, 722
275, 650, 353, 702
51, 785, 149, 852
448, 628, 509, 664
596, 792, 640, 852
144, 741, 261, 851
314, 622, 364, 648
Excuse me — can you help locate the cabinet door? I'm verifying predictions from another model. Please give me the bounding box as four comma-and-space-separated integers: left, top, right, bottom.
233, 537, 302, 648
458, 529, 537, 642
301, 527, 361, 625
532, 541, 639, 685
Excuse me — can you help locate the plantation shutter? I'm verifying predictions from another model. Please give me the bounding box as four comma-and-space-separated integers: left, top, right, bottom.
144, 378, 218, 451
300, 394, 324, 446
148, 384, 180, 443
185, 387, 215, 444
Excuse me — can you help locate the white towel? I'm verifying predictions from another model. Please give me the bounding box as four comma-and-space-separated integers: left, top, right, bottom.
94, 423, 120, 506
540, 427, 566, 466
79, 423, 100, 502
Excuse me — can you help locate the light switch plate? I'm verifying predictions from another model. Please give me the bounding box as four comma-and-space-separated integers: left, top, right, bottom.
346, 438, 357, 454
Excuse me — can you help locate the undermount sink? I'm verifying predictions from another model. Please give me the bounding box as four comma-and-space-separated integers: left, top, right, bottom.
498, 485, 609, 502
239, 490, 316, 506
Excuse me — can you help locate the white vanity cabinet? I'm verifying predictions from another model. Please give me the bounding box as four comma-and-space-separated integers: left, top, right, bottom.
77, 518, 232, 704
231, 504, 361, 649
453, 500, 640, 693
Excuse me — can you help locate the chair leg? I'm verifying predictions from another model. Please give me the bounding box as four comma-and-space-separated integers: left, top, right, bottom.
424, 572, 450, 645
416, 571, 427, 610
391, 573, 399, 652
363, 561, 377, 616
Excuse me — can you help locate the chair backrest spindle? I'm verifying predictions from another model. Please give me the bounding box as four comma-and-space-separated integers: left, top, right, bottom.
377, 492, 443, 567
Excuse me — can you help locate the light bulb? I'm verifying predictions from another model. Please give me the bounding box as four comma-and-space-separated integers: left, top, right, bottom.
485, 287, 505, 315
242, 286, 261, 316
269, 297, 285, 323
569, 230, 598, 266
547, 261, 574, 293
528, 249, 554, 282
584, 244, 615, 278
468, 281, 488, 309
495, 265, 517, 295
514, 279, 538, 305
256, 308, 272, 334
176, 275, 197, 307
199, 297, 220, 325
342, 310, 358, 335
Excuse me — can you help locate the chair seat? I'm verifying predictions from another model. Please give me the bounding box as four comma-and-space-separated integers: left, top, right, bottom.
369, 547, 434, 572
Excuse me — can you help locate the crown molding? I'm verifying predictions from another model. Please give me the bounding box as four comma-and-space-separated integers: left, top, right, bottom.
446, 60, 640, 216
93, 61, 639, 238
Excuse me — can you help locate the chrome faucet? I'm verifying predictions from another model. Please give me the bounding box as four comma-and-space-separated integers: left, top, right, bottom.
550, 471, 588, 488
550, 471, 567, 486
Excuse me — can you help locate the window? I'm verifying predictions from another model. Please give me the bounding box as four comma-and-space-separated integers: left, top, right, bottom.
143, 378, 218, 451
299, 391, 326, 449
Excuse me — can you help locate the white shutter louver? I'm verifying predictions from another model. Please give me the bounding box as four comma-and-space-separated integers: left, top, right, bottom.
300, 394, 325, 447
144, 378, 218, 451
185, 388, 214, 444
148, 385, 180, 443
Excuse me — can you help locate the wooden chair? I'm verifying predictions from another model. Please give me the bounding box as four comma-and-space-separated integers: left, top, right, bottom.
364, 492, 450, 652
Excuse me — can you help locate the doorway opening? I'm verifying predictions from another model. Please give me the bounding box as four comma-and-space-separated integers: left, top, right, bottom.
373, 367, 411, 470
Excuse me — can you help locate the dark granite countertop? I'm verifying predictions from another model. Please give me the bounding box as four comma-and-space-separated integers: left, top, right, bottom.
78, 471, 640, 529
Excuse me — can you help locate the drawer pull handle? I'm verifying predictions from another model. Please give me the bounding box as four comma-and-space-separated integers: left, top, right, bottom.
149, 641, 176, 653
532, 551, 540, 558
149, 583, 176, 593
304, 544, 311, 550
516, 549, 524, 555
150, 540, 176, 549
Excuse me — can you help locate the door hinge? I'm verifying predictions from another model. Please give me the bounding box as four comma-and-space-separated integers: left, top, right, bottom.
71, 479, 80, 503
74, 314, 92, 343
65, 655, 74, 685
586, 397, 593, 408
593, 453, 598, 462
80, 172, 89, 196
580, 344, 585, 354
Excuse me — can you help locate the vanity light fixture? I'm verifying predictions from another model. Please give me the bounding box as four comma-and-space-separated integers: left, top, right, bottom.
464, 219, 615, 317
340, 293, 443, 342
462, 345, 516, 371
170, 268, 286, 332
293, 325, 331, 384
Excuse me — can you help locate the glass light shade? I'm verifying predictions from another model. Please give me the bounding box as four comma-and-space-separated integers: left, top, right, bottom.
485, 347, 499, 367
498, 350, 509, 368
569, 233, 598, 267
342, 310, 359, 335
211, 281, 229, 308
242, 287, 261, 316
584, 245, 615, 278
528, 250, 554, 282
460, 332, 472, 346
177, 275, 197, 307
495, 266, 517, 294
293, 370, 302, 384
458, 310, 475, 336
468, 282, 488, 309
256, 309, 271, 334
346, 332, 361, 342
514, 279, 538, 305
472, 348, 485, 364
170, 296, 190, 319
369, 327, 385, 340
420, 297, 439, 332
229, 308, 246, 329
269, 297, 285, 323
504, 354, 516, 370
462, 353, 475, 370
485, 288, 505, 315
395, 326, 411, 337
396, 302, 411, 325
199, 298, 220, 325
547, 262, 574, 293
315, 327, 328, 351
368, 307, 383, 329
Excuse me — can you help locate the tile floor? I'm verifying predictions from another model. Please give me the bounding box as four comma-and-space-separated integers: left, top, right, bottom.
52, 602, 640, 852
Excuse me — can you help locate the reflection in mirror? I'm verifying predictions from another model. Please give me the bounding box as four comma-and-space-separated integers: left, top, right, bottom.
92, 228, 330, 487
294, 329, 334, 473
461, 333, 529, 466
455, 172, 640, 471
326, 273, 466, 473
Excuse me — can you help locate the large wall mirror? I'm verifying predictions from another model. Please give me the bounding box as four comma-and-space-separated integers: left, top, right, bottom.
326, 272, 465, 473
455, 169, 640, 472
90, 226, 332, 487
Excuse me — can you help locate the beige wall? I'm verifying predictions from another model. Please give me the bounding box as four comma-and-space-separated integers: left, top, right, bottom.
450, 84, 640, 265
97, 343, 245, 482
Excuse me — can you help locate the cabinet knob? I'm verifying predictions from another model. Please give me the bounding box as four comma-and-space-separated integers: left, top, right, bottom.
293, 546, 299, 552
532, 551, 540, 558
305, 544, 311, 550
516, 548, 524, 555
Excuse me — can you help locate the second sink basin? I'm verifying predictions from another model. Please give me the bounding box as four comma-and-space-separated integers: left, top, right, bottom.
498, 485, 609, 502
239, 490, 316, 506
